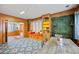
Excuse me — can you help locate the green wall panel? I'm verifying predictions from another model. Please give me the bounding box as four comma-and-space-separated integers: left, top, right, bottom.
51, 15, 74, 38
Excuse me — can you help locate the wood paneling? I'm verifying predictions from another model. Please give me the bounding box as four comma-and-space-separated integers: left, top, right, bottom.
0, 13, 28, 43
0, 19, 7, 43
7, 31, 20, 36
73, 40, 79, 47
24, 21, 29, 37
75, 5, 79, 11
0, 13, 27, 22
76, 40, 79, 46
0, 20, 3, 43
50, 8, 75, 17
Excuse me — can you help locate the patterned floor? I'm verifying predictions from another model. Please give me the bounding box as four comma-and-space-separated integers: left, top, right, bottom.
0, 36, 42, 54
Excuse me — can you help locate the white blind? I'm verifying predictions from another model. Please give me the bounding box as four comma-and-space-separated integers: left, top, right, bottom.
75, 11, 79, 39
30, 19, 43, 32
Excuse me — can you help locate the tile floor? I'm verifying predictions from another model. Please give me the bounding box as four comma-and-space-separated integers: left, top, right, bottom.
0, 36, 42, 54
1, 37, 79, 54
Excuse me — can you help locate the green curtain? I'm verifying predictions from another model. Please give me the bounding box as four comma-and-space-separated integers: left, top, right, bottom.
51, 15, 74, 38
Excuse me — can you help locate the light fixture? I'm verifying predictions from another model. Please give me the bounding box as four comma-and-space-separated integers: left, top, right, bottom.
20, 11, 25, 15
65, 5, 70, 7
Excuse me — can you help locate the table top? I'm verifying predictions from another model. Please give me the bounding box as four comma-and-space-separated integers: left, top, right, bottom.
38, 37, 79, 54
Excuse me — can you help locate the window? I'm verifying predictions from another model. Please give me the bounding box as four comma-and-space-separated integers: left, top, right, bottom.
75, 11, 79, 39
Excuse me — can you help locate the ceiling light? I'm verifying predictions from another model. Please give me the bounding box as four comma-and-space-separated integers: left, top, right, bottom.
20, 11, 25, 15
65, 5, 70, 7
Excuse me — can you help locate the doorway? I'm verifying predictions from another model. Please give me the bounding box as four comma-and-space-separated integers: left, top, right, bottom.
3, 21, 24, 44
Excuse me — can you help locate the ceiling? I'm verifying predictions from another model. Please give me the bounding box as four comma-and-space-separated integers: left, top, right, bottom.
0, 4, 77, 19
